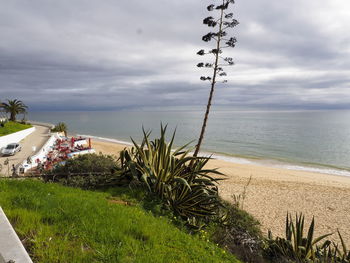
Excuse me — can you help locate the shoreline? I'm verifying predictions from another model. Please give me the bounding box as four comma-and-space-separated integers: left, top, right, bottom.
82, 133, 350, 178
90, 137, 350, 245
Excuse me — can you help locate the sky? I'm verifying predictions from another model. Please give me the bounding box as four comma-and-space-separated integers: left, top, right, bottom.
1, 0, 350, 111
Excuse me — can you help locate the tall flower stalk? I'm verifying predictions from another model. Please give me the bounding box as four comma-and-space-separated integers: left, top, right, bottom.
193, 0, 238, 157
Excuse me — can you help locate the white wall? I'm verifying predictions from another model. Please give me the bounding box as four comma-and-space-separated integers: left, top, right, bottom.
0, 127, 35, 149
20, 133, 60, 172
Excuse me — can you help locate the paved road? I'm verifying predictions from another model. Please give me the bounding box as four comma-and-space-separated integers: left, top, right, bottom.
0, 125, 50, 176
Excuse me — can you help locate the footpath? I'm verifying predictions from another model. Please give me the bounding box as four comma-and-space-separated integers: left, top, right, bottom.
0, 125, 50, 176
0, 123, 53, 262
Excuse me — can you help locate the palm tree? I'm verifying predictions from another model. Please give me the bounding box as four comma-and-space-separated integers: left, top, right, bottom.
52, 122, 68, 137
1, 99, 28, 122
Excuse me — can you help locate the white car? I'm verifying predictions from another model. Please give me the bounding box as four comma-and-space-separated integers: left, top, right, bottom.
1, 143, 22, 156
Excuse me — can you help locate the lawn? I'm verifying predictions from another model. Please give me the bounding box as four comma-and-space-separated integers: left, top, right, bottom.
0, 179, 241, 263
0, 121, 32, 136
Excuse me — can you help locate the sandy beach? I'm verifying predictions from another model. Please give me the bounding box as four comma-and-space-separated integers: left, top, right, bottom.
92, 139, 350, 245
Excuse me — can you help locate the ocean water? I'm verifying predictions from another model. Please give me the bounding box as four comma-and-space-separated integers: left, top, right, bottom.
28, 108, 350, 176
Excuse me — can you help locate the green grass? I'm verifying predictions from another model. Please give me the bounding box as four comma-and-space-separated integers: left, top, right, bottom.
0, 121, 32, 136
0, 180, 241, 263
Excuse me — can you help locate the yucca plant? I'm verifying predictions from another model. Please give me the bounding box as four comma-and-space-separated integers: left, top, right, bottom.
267, 213, 332, 262
120, 125, 224, 227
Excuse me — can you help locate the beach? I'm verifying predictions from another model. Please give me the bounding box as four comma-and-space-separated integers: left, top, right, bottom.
92, 139, 350, 245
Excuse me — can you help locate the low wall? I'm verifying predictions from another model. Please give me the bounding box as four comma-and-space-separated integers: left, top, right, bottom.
67, 148, 96, 158
28, 120, 54, 129
21, 133, 60, 172
0, 127, 36, 149
0, 207, 33, 263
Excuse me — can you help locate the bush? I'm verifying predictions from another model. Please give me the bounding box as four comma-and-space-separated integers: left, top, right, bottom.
211, 200, 265, 263
51, 122, 67, 136
0, 119, 8, 127
264, 213, 350, 263
119, 125, 224, 229
42, 153, 125, 189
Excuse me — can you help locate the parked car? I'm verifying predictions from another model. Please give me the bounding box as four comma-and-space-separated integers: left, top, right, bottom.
1, 143, 21, 156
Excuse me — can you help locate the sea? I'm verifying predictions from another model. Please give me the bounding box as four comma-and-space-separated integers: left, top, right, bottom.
28, 108, 350, 177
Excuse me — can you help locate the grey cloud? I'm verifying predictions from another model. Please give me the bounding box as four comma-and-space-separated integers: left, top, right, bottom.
0, 0, 349, 110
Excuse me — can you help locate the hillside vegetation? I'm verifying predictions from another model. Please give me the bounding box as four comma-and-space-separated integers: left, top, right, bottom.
0, 179, 240, 263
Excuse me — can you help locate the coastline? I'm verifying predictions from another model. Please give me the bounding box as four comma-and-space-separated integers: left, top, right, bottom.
90, 137, 350, 245
84, 133, 350, 178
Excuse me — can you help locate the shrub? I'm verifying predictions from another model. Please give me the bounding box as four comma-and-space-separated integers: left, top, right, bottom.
42, 153, 125, 189
0, 119, 8, 127
211, 200, 264, 263
119, 125, 224, 228
313, 230, 350, 263
265, 213, 333, 263
51, 122, 68, 136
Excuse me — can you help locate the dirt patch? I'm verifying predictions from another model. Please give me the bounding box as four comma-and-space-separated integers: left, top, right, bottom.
107, 199, 133, 206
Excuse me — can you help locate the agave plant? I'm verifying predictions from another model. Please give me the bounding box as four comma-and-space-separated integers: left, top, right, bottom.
120, 125, 224, 227
267, 213, 332, 262
336, 230, 350, 262
315, 230, 350, 263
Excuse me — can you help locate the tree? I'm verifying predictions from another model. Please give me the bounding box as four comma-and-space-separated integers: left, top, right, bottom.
193, 0, 238, 157
1, 99, 28, 122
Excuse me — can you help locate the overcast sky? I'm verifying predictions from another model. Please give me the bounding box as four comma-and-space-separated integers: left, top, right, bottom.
1, 0, 350, 111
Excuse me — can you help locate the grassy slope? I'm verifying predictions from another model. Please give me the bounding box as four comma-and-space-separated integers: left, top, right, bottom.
0, 121, 32, 136
0, 180, 240, 263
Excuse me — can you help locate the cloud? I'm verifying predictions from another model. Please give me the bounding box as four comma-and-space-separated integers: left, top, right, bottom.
0, 0, 349, 110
